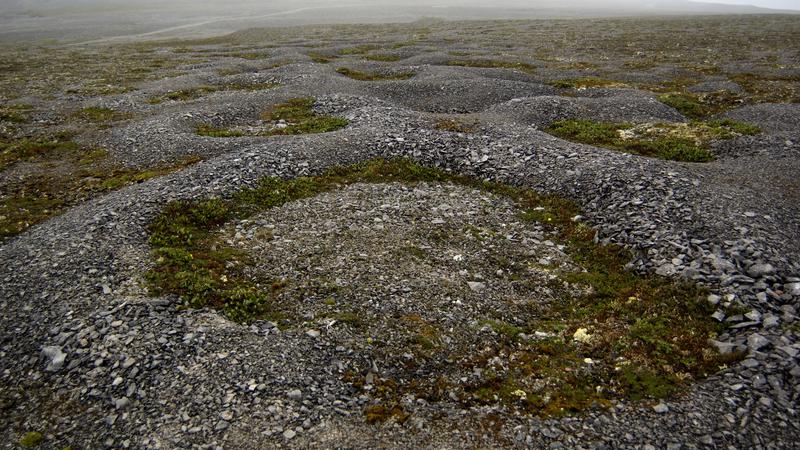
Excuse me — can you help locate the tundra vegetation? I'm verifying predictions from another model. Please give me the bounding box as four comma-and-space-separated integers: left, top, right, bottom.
146, 158, 741, 417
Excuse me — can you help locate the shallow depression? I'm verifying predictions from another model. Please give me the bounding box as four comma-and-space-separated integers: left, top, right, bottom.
222, 181, 579, 333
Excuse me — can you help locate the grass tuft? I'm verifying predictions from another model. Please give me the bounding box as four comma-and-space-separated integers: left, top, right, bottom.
549, 77, 624, 89
335, 67, 414, 81
445, 59, 536, 73
308, 52, 336, 63
546, 119, 715, 162
197, 97, 347, 138
362, 54, 402, 62
339, 45, 380, 55
148, 82, 279, 104
658, 93, 708, 119
0, 104, 32, 123
19, 432, 43, 447
0, 138, 80, 171
74, 107, 132, 123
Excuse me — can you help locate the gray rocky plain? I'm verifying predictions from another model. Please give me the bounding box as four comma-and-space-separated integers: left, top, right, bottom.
1, 14, 799, 449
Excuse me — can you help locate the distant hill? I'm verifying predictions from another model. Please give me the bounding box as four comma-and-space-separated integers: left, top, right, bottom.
2, 0, 796, 15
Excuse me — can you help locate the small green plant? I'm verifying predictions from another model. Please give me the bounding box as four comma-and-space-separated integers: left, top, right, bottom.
0, 104, 31, 123
0, 138, 80, 170
228, 52, 266, 60
0, 145, 201, 241
19, 431, 43, 447
548, 77, 624, 89
197, 98, 348, 138
658, 93, 708, 119
148, 86, 217, 104
545, 120, 715, 162
308, 52, 336, 63
155, 82, 279, 106
221, 82, 281, 92
74, 107, 132, 123
335, 67, 414, 81
261, 98, 349, 135
705, 118, 761, 137
364, 403, 409, 424
339, 45, 380, 55
481, 319, 523, 340
445, 59, 536, 73
362, 54, 402, 62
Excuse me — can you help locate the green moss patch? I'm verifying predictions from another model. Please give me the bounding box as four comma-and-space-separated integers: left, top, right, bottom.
0, 134, 201, 240
339, 45, 380, 55
657, 91, 746, 119
197, 97, 347, 138
445, 59, 536, 73
0, 138, 80, 171
145, 158, 738, 417
147, 86, 217, 104
545, 119, 758, 162
228, 52, 267, 60
308, 52, 336, 63
74, 107, 132, 123
729, 73, 800, 104
195, 124, 247, 138
148, 82, 280, 104
336, 67, 415, 81
19, 431, 43, 447
0, 104, 32, 123
362, 54, 402, 62
548, 77, 625, 89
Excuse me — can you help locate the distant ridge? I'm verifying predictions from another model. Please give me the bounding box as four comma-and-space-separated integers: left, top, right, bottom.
3, 0, 798, 15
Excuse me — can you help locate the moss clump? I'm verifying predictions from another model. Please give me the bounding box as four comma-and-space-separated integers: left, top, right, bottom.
150, 81, 280, 105
658, 93, 708, 119
335, 67, 414, 81
308, 52, 336, 63
705, 118, 761, 137
445, 59, 536, 73
0, 136, 201, 240
0, 138, 80, 171
197, 98, 347, 138
364, 404, 409, 424
261, 98, 348, 135
362, 54, 402, 62
545, 120, 715, 162
729, 73, 800, 104
147, 86, 217, 104
549, 77, 624, 89
146, 159, 456, 322
0, 104, 31, 123
339, 45, 380, 55
228, 52, 266, 60
74, 107, 132, 123
19, 432, 43, 447
0, 196, 64, 240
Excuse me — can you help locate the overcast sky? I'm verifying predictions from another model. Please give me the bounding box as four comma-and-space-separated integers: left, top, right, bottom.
5, 0, 799, 7
703, 0, 798, 10
4, 0, 798, 13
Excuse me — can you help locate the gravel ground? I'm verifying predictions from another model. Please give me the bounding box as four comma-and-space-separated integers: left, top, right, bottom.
1, 16, 800, 450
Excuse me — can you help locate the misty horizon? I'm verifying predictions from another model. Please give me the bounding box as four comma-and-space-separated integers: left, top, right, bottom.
2, 0, 798, 44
